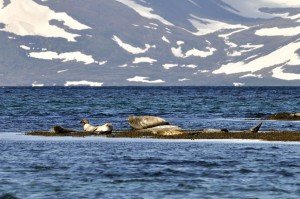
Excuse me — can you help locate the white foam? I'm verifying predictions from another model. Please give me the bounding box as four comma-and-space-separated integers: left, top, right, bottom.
127, 76, 165, 84
64, 80, 103, 87
0, 0, 90, 42
32, 81, 44, 87
115, 0, 173, 26
233, 82, 245, 87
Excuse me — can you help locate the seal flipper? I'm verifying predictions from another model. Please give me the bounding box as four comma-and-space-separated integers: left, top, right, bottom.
249, 122, 263, 133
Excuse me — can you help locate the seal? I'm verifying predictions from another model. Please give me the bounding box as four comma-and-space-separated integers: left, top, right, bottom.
80, 119, 113, 134
128, 115, 169, 130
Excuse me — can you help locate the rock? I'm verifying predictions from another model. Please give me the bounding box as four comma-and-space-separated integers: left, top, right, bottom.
128, 115, 169, 130
267, 112, 300, 120
51, 126, 76, 134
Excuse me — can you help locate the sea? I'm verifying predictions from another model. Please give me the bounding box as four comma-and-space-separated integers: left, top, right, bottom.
0, 87, 299, 198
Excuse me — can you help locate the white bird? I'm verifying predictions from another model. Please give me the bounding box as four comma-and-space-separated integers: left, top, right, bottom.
80, 119, 113, 134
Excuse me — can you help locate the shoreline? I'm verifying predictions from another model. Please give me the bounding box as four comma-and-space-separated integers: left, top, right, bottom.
25, 130, 300, 142
0, 132, 299, 144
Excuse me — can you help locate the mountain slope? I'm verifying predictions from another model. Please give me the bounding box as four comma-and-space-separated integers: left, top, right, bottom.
0, 0, 299, 86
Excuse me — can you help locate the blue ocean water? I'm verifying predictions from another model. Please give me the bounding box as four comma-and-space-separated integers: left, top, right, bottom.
0, 87, 299, 198
0, 87, 299, 132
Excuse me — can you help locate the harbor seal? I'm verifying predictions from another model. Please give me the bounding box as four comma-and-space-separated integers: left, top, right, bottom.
80, 119, 113, 134
128, 115, 169, 130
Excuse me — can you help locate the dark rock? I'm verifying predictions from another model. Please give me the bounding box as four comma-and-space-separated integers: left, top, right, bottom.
267, 113, 300, 120
52, 126, 77, 134
0, 193, 19, 199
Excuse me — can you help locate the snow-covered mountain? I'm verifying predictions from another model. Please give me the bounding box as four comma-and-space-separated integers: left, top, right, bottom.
0, 0, 299, 86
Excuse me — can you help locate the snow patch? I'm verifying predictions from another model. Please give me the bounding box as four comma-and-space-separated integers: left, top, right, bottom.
0, 0, 90, 42
240, 74, 263, 79
185, 47, 216, 58
144, 25, 157, 30
228, 43, 264, 57
112, 35, 154, 54
219, 28, 250, 49
181, 64, 197, 69
162, 63, 178, 70
57, 69, 69, 74
20, 45, 30, 50
255, 27, 300, 37
96, 61, 108, 66
161, 36, 170, 43
176, 41, 185, 45
29, 51, 96, 65
133, 57, 157, 64
213, 41, 300, 75
221, 0, 300, 19
172, 46, 216, 58
272, 66, 300, 80
118, 64, 128, 68
188, 15, 247, 36
178, 78, 190, 82
116, 0, 173, 26
127, 76, 165, 84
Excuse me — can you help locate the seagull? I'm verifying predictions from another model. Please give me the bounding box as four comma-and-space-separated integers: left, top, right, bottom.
80, 119, 113, 134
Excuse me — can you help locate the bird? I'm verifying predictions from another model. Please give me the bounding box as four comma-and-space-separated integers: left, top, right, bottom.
80, 119, 113, 134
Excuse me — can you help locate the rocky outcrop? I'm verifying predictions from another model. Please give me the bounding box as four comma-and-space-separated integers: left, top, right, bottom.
267, 113, 300, 120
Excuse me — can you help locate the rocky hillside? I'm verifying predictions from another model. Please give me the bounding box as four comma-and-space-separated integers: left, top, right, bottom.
0, 0, 299, 86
